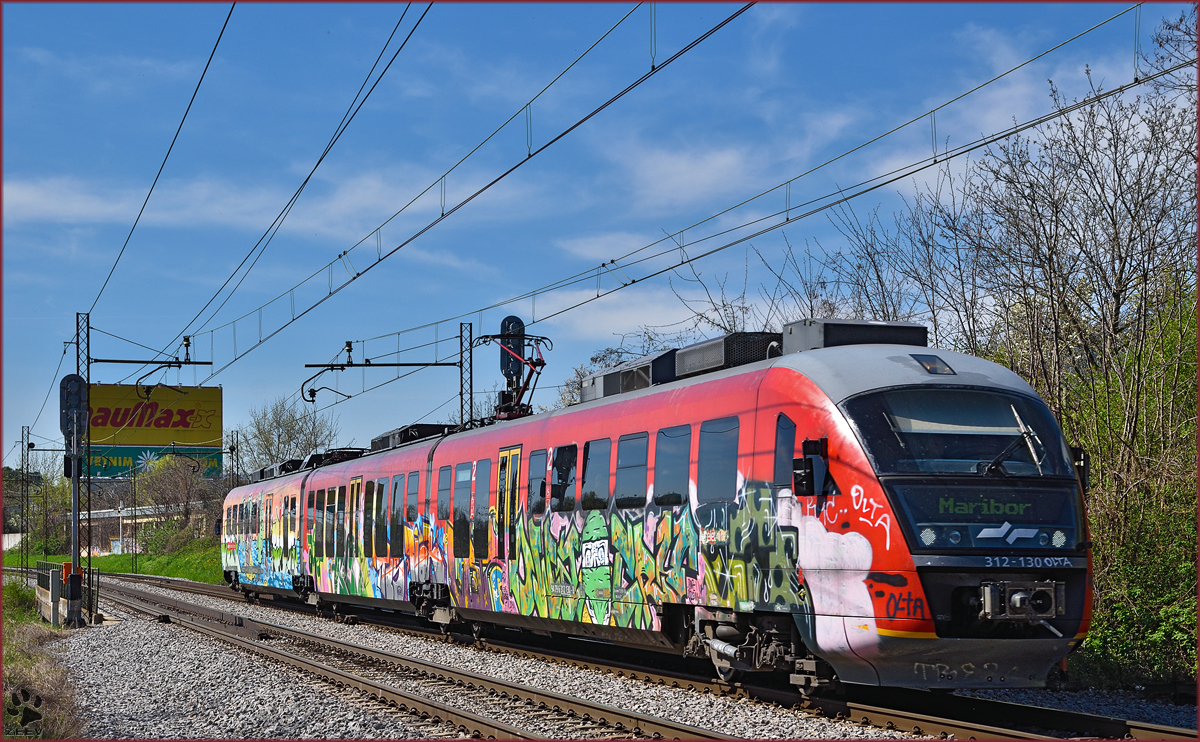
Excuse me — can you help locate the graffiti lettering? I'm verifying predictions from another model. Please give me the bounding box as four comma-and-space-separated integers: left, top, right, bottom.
885, 590, 926, 619
581, 540, 610, 568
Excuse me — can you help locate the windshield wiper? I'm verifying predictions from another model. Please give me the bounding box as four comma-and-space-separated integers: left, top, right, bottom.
981, 405, 1044, 476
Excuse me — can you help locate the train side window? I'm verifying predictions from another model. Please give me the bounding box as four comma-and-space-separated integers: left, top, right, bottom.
698, 417, 740, 503
453, 463, 472, 558
305, 492, 314, 548
654, 425, 691, 506
580, 438, 611, 510
375, 478, 389, 558
614, 433, 649, 508
290, 495, 297, 535
406, 472, 419, 522
332, 486, 344, 558
437, 466, 452, 521
550, 445, 578, 512
474, 458, 491, 559
314, 490, 326, 558
774, 413, 797, 489
388, 475, 403, 557
253, 502, 260, 536
528, 450, 548, 516
363, 480, 376, 559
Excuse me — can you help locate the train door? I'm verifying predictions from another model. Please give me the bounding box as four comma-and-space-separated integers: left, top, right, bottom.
348, 477, 362, 592
496, 447, 521, 562
262, 493, 274, 583
696, 416, 740, 609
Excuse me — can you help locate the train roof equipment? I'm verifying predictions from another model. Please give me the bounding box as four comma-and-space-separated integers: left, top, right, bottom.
782, 317, 927, 354
371, 424, 455, 452
578, 319, 930, 405
580, 349, 676, 403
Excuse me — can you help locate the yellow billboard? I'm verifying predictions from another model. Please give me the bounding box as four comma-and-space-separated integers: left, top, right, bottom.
88, 384, 222, 448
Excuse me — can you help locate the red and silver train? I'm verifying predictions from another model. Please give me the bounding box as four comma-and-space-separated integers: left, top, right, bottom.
221, 319, 1092, 692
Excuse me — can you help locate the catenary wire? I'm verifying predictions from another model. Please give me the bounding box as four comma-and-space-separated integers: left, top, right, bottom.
139, 1, 628, 384
295, 59, 1191, 417
185, 3, 755, 384
92, 327, 176, 357
191, 3, 642, 347
348, 2, 1149, 348
186, 4, 428, 339
117, 4, 424, 383
89, 3, 236, 314
29, 344, 70, 438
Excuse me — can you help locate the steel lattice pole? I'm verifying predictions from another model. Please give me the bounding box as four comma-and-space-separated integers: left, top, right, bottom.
20, 426, 30, 570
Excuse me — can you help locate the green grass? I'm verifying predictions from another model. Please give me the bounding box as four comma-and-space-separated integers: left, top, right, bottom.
4, 536, 223, 585
2, 577, 81, 738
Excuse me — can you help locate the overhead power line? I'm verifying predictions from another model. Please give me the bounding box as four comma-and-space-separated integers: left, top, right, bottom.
185, 4, 430, 341
179, 3, 754, 384
119, 3, 427, 384
347, 2, 1151, 350
295, 58, 1193, 417
30, 344, 69, 438
89, 2, 236, 314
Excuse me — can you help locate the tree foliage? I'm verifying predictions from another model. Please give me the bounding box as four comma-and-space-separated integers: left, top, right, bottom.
234, 396, 341, 471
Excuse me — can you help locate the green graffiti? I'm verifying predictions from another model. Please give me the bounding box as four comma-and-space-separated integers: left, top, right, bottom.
580, 511, 612, 625
724, 481, 801, 609
510, 509, 549, 617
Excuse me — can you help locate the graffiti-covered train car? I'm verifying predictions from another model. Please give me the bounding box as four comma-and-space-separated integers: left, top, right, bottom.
221, 319, 1092, 692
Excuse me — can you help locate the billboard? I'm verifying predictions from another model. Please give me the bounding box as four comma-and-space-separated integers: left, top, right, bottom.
87, 384, 223, 478
87, 445, 223, 478
89, 384, 222, 447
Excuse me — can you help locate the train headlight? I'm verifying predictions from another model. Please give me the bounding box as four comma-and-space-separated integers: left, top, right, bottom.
1038, 532, 1050, 546
947, 530, 962, 545
1052, 530, 1067, 548
920, 528, 937, 546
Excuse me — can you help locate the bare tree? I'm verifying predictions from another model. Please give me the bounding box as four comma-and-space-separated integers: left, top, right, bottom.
235, 396, 341, 470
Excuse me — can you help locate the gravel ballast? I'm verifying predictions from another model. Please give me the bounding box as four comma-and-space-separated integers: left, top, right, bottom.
76, 578, 1196, 737
59, 603, 445, 739
79, 582, 916, 739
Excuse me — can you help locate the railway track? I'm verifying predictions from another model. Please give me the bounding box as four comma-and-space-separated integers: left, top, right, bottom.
100, 572, 1196, 740
97, 579, 732, 740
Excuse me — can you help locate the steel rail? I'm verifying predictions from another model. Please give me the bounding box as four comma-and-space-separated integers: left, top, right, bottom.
97, 585, 540, 740
100, 573, 1197, 740
99, 581, 731, 740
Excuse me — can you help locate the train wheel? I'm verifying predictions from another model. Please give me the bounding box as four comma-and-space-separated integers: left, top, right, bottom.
714, 663, 741, 683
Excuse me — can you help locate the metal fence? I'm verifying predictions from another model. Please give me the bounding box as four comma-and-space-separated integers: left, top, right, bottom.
34, 560, 56, 590
32, 560, 100, 623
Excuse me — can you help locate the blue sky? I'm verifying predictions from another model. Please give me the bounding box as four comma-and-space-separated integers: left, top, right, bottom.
3, 2, 1186, 463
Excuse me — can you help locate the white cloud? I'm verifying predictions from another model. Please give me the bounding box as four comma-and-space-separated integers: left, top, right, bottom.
531, 284, 694, 343
606, 141, 758, 212
17, 47, 195, 96
551, 231, 658, 261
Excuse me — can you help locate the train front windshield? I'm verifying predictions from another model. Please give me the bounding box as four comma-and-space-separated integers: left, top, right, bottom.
843, 387, 1083, 551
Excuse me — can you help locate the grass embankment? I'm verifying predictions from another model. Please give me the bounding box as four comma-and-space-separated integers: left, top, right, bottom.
2, 577, 82, 738
4, 536, 223, 585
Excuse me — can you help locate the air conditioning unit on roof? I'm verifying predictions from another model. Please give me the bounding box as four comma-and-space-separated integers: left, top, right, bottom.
580, 349, 677, 402
783, 318, 927, 354
674, 332, 782, 378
